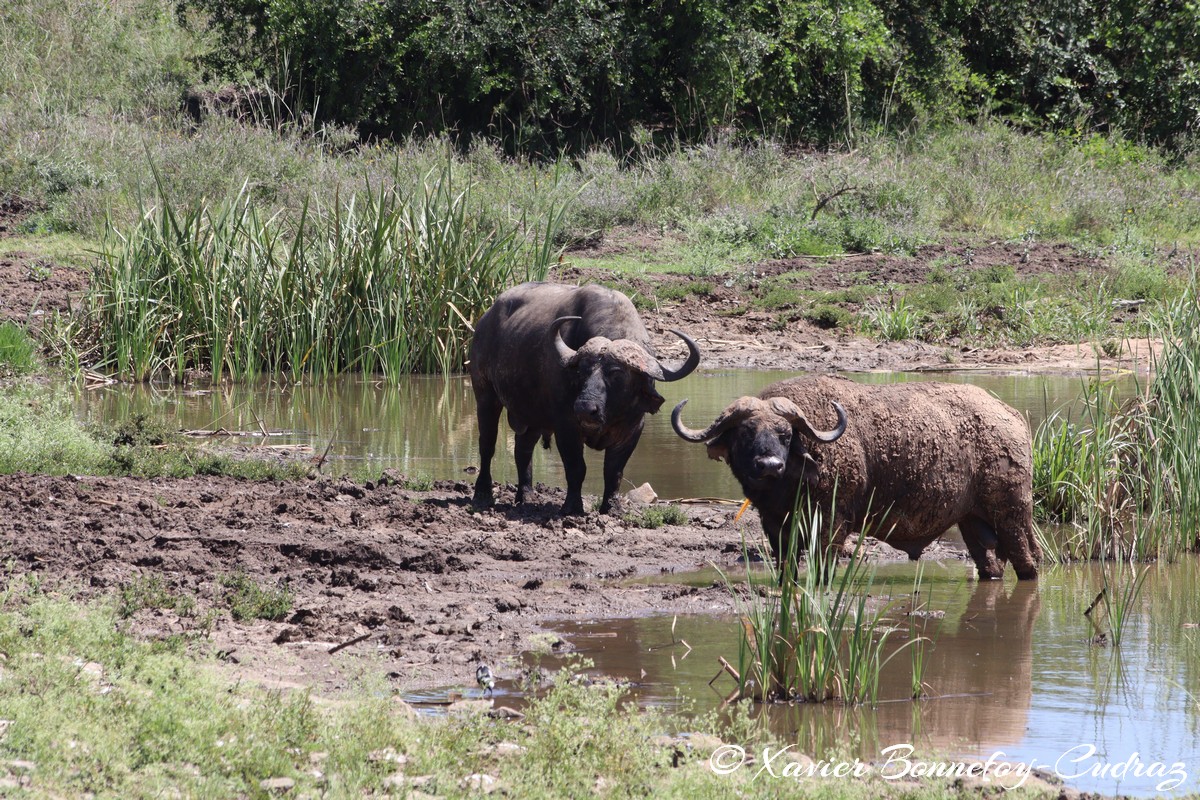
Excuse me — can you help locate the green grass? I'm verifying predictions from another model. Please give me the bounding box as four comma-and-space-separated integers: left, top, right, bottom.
76, 159, 570, 382
0, 381, 311, 480
1031, 272, 1200, 564
624, 504, 689, 529
0, 580, 1061, 798
725, 502, 920, 706
0, 322, 38, 374
118, 574, 197, 619
216, 572, 293, 622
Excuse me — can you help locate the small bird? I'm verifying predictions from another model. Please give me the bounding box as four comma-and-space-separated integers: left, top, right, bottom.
476, 664, 496, 697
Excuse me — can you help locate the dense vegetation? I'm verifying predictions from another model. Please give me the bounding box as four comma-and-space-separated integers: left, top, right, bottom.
180, 0, 1200, 152
2, 0, 1199, 382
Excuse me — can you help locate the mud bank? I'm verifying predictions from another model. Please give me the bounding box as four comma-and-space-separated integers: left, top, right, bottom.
0, 470, 970, 692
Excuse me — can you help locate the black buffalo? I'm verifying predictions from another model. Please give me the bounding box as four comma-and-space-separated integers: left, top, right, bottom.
469, 282, 700, 515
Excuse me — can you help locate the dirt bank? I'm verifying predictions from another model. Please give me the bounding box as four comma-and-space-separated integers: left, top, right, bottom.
0, 471, 966, 693
557, 240, 1168, 374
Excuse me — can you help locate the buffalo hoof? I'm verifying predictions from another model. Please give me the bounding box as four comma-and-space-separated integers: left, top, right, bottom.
472, 484, 494, 509
560, 499, 586, 517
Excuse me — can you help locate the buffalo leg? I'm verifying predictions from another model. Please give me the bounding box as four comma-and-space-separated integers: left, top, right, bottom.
994, 501, 1040, 581
472, 386, 503, 508
513, 429, 540, 504
554, 423, 587, 516
599, 424, 642, 514
959, 516, 1006, 580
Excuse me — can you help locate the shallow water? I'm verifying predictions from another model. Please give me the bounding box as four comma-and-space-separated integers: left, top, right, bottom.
75, 369, 1137, 501
77, 369, 1194, 794
544, 559, 1200, 796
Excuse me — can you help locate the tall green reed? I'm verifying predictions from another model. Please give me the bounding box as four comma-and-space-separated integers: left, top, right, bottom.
1032, 270, 1200, 563
724, 499, 920, 705
83, 158, 572, 382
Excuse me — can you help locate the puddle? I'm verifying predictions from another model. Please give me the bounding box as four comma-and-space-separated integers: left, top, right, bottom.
535, 559, 1200, 796
75, 369, 1138, 501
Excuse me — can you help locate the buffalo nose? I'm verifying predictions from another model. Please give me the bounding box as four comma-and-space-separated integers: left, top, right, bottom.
755, 455, 785, 477
577, 402, 603, 422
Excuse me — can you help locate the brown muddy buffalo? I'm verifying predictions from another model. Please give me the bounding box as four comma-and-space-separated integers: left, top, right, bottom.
671, 375, 1040, 580
469, 282, 700, 516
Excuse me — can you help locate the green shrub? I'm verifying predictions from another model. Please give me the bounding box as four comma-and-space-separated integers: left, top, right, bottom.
624, 505, 688, 529
217, 572, 293, 621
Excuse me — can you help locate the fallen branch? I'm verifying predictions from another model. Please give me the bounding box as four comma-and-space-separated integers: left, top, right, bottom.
328, 632, 372, 655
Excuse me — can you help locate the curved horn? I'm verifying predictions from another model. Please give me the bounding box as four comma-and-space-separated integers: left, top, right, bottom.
654, 329, 701, 382
768, 398, 848, 443
551, 316, 582, 366
671, 397, 762, 443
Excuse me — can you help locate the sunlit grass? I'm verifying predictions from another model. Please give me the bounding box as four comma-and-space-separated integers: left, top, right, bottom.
1032, 270, 1200, 564
78, 158, 571, 382
724, 502, 921, 706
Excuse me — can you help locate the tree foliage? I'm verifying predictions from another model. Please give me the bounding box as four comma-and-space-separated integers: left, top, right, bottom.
179, 0, 1200, 151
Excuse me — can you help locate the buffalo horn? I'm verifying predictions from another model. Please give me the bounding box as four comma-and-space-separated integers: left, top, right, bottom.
768, 398, 848, 443
671, 397, 760, 443
651, 329, 701, 382
551, 316, 582, 366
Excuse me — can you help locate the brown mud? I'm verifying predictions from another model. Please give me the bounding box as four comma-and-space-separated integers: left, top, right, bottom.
0, 470, 968, 693
0, 235, 1157, 694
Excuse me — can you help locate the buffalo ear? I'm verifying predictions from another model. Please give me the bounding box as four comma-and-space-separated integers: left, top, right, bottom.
705, 434, 731, 463
642, 383, 666, 414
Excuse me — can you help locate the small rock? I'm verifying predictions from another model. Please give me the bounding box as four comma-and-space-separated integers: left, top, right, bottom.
309, 752, 328, 765
626, 482, 657, 505
381, 772, 406, 789
478, 741, 524, 758
258, 777, 295, 791
273, 626, 302, 644
447, 699, 493, 716
681, 733, 724, 756
368, 747, 408, 766
460, 773, 500, 793
486, 706, 525, 721
392, 697, 419, 719
494, 595, 523, 613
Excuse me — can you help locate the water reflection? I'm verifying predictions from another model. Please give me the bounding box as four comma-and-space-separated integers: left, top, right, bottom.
75, 370, 1138, 501
545, 558, 1200, 796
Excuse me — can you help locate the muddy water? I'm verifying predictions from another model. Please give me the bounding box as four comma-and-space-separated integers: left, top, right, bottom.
542, 559, 1200, 796
75, 370, 1136, 501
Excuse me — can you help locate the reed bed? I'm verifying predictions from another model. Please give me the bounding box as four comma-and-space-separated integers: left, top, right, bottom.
1032, 273, 1200, 563
81, 160, 570, 382
726, 503, 921, 706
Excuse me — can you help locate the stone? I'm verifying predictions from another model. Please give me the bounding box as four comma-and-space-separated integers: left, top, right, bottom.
259, 777, 295, 791
626, 482, 657, 504
460, 773, 500, 793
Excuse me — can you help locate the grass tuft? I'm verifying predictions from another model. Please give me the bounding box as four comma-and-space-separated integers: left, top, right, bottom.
624, 505, 689, 529
0, 322, 38, 374
217, 572, 293, 621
